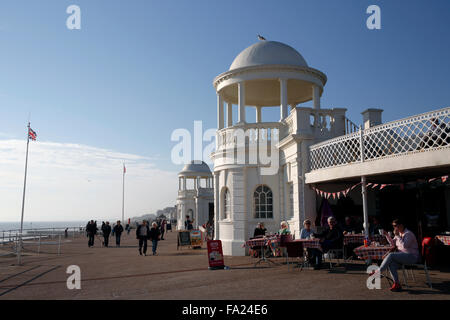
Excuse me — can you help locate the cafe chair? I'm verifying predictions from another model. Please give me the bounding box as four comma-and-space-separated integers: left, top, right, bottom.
400, 244, 433, 289
279, 234, 293, 264
324, 248, 345, 270
285, 241, 304, 271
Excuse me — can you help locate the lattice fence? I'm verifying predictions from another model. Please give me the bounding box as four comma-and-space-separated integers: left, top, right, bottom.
309, 107, 450, 171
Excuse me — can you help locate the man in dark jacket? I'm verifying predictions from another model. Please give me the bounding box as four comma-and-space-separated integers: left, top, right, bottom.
136, 220, 150, 255
86, 220, 98, 248
102, 221, 112, 247
313, 216, 344, 269
113, 221, 124, 247
149, 222, 161, 255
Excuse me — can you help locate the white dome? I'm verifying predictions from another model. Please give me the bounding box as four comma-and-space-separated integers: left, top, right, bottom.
179, 160, 212, 177
229, 41, 308, 70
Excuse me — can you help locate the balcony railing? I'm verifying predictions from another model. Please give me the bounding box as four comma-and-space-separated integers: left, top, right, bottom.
309, 107, 450, 171
216, 122, 285, 150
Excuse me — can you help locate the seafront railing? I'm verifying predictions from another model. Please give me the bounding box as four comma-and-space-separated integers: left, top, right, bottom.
309, 107, 450, 171
0, 227, 86, 257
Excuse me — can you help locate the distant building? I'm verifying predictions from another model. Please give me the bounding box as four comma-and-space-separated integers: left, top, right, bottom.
176, 161, 214, 230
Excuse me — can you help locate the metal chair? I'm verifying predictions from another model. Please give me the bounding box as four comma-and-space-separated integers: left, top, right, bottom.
324, 248, 345, 269
401, 258, 432, 289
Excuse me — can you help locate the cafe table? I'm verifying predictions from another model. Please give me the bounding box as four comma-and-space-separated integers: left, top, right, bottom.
435, 235, 450, 246
353, 244, 395, 261
343, 233, 387, 245
294, 238, 321, 249
243, 235, 280, 267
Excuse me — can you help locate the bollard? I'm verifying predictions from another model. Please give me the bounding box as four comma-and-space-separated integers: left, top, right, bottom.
58, 234, 61, 255
38, 234, 41, 255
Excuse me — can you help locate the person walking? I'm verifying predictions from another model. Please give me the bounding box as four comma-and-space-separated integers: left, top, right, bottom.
113, 221, 124, 247
86, 220, 97, 248
136, 220, 150, 256
149, 222, 161, 255
160, 219, 167, 240
102, 221, 112, 247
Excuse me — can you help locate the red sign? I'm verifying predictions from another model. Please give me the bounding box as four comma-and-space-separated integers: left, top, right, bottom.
207, 240, 225, 268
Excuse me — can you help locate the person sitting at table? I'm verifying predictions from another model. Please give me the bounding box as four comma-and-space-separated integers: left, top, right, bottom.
300, 219, 321, 268
372, 218, 420, 292
279, 221, 291, 235
342, 216, 360, 235
313, 216, 344, 269
253, 222, 267, 238
300, 219, 314, 239
369, 216, 383, 236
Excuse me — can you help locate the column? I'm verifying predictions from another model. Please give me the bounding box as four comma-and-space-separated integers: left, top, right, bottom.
280, 78, 288, 121
313, 85, 321, 110
214, 172, 220, 240
217, 93, 224, 129
227, 102, 233, 127
238, 82, 246, 123
255, 106, 262, 123
183, 177, 186, 190
361, 176, 369, 237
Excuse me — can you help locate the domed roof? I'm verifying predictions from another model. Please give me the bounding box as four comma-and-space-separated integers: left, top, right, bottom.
229, 41, 308, 70
179, 161, 212, 177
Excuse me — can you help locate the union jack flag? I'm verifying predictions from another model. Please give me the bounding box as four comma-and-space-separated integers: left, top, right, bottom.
28, 127, 37, 141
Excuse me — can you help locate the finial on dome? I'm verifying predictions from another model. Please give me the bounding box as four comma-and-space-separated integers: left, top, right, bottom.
257, 34, 266, 41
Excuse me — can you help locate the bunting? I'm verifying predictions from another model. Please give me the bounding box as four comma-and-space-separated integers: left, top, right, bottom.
310, 174, 449, 199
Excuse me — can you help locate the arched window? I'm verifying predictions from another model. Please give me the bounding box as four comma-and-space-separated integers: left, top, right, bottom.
254, 185, 273, 219
223, 188, 231, 220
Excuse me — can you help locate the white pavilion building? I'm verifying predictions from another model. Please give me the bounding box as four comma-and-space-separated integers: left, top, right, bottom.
210, 40, 450, 256
176, 161, 214, 230
210, 40, 356, 256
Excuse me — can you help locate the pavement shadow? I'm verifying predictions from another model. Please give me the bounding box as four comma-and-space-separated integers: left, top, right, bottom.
403, 281, 450, 295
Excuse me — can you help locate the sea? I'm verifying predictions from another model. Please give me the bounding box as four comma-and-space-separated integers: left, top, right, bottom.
0, 221, 87, 232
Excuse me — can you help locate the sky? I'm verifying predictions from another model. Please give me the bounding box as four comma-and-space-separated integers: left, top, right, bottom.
1, 0, 450, 222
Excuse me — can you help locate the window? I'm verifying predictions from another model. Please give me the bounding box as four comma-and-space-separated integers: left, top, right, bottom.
254, 185, 273, 219
224, 188, 231, 220
288, 183, 294, 219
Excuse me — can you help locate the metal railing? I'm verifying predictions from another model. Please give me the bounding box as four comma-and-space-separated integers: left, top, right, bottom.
1, 227, 86, 257
309, 107, 450, 171
216, 122, 283, 150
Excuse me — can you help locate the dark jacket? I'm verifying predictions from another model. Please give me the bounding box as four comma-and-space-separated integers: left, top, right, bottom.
253, 227, 267, 238
102, 224, 111, 236
315, 226, 344, 247
149, 227, 161, 241
113, 224, 124, 236
86, 223, 98, 235
136, 225, 150, 239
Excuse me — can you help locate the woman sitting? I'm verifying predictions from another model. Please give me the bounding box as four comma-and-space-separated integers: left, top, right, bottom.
279, 221, 291, 235
253, 222, 267, 238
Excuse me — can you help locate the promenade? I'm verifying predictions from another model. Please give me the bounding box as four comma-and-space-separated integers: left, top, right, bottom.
0, 231, 449, 300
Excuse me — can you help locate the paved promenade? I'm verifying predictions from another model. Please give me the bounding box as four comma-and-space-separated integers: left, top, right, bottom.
0, 231, 449, 299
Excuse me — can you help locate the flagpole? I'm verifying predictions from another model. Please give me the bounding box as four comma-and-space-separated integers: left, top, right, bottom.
18, 122, 31, 265
122, 163, 125, 223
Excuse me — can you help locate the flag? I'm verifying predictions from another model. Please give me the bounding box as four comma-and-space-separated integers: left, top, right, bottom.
442, 175, 448, 183
28, 127, 37, 141
380, 184, 387, 190
123, 164, 126, 174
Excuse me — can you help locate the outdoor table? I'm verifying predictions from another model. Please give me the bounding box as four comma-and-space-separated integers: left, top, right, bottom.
343, 233, 387, 245
293, 238, 321, 249
435, 235, 450, 246
244, 235, 280, 267
353, 244, 395, 261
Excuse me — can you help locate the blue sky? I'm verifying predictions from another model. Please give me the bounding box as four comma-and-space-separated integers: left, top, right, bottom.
1, 0, 450, 221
